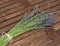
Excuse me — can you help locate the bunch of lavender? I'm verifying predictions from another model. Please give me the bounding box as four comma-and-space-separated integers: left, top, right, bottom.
0, 6, 56, 46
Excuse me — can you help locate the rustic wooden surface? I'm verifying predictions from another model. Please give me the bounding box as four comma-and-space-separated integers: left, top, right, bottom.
0, 0, 60, 46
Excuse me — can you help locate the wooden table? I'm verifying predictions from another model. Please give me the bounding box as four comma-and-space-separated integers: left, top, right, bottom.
0, 0, 60, 46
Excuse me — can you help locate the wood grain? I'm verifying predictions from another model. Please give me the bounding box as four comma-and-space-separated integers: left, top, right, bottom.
0, 0, 60, 46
